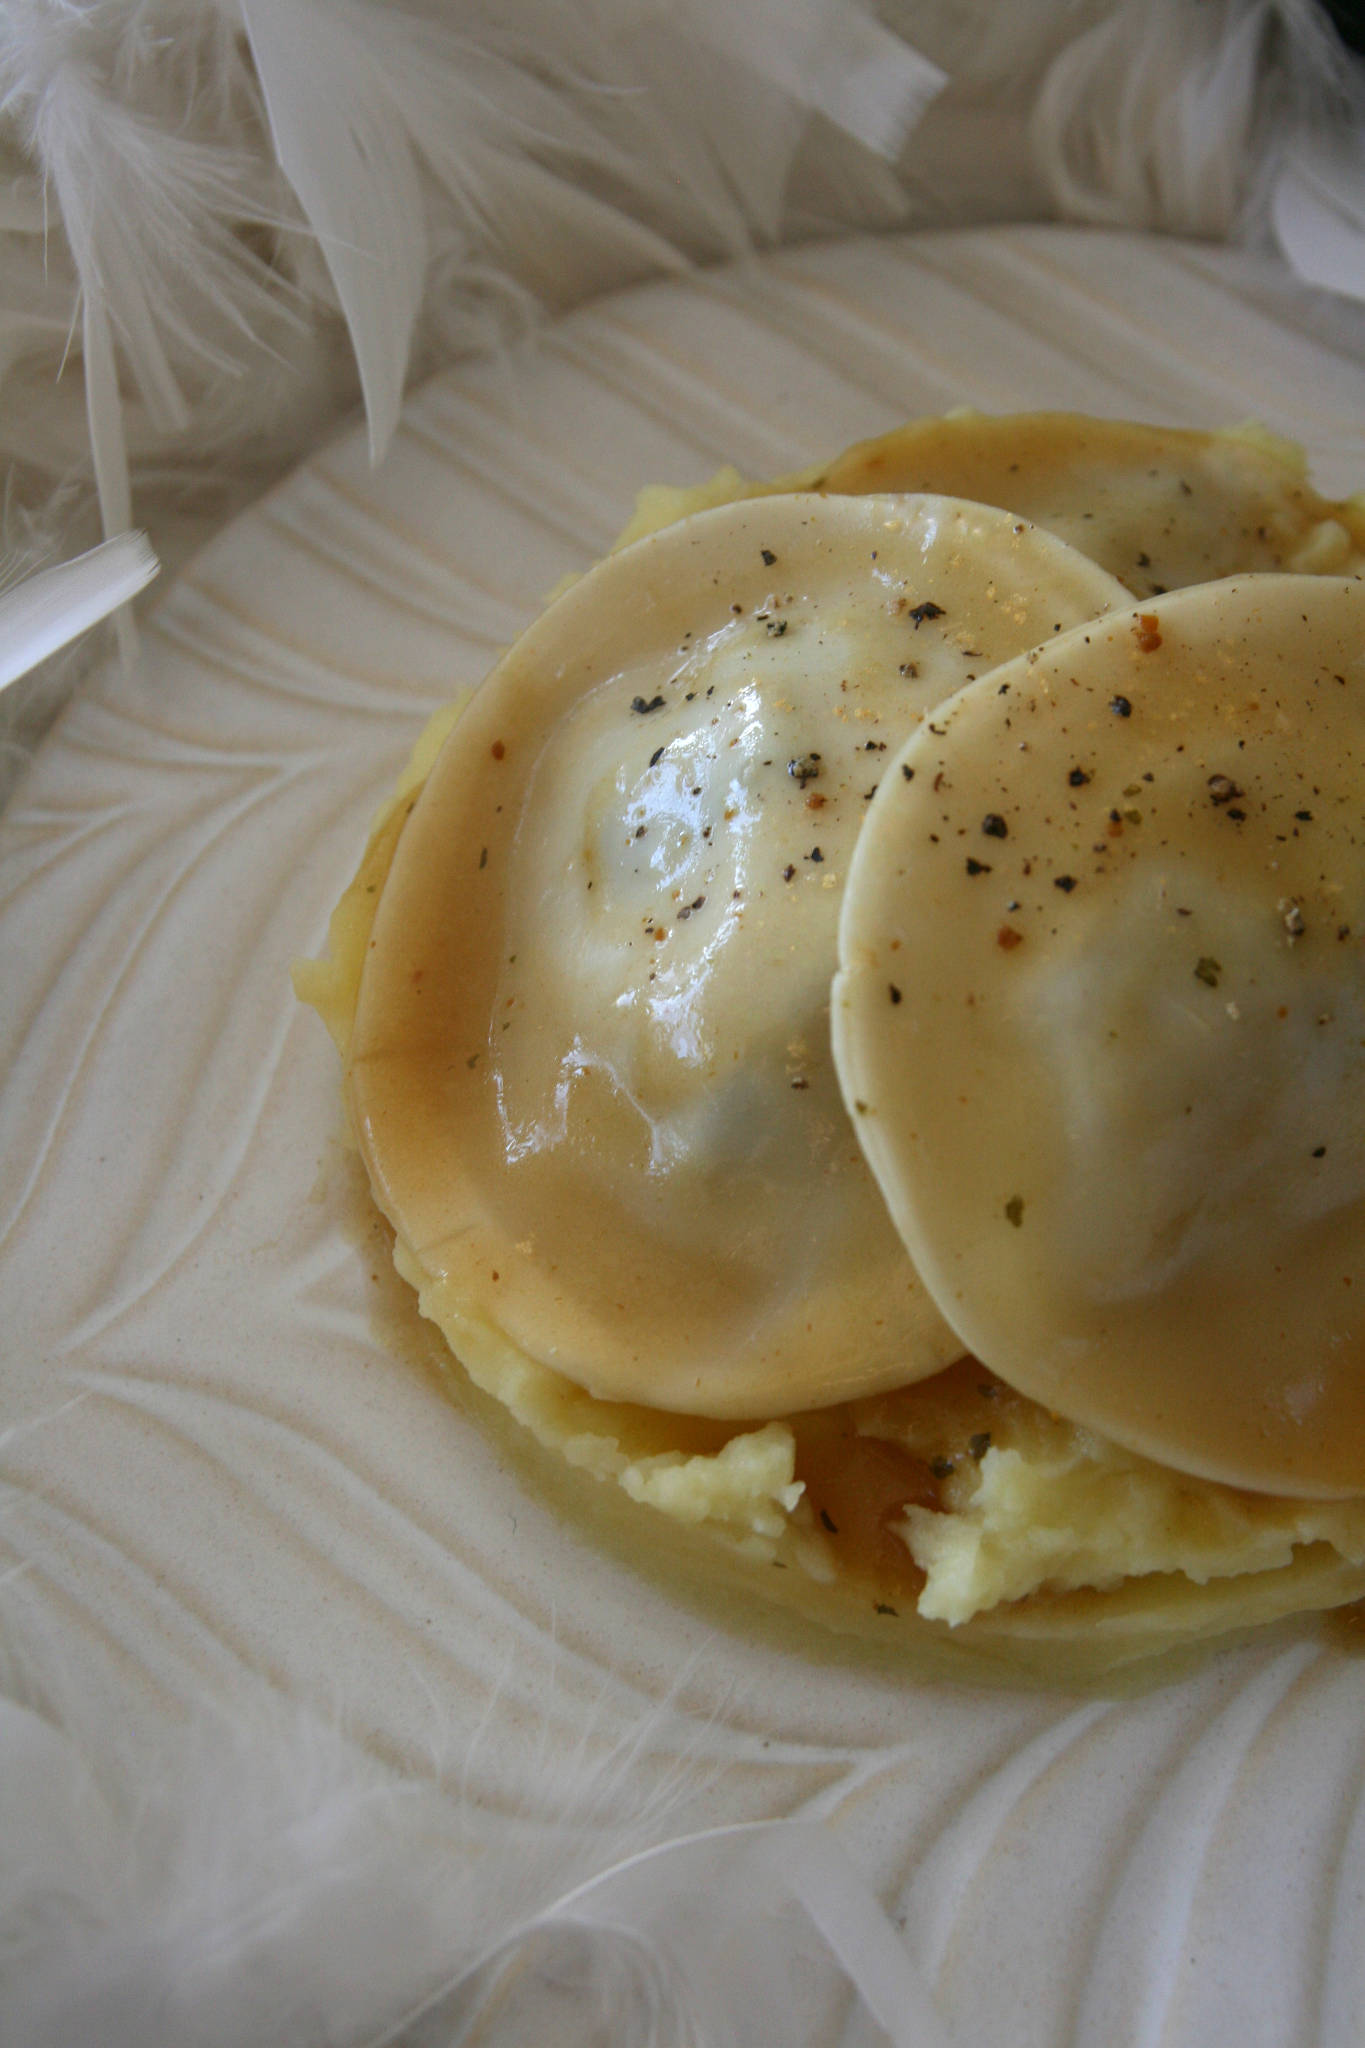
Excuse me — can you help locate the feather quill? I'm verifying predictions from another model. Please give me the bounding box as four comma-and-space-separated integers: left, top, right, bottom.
81, 291, 134, 573
0, 531, 157, 691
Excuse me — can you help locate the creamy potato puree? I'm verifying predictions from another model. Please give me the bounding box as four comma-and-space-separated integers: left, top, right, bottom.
299, 412, 1365, 1666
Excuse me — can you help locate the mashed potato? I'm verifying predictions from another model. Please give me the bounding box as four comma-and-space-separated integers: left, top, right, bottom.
297, 413, 1365, 1676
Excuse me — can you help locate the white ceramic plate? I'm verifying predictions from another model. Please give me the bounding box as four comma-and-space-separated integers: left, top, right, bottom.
5, 226, 1365, 2046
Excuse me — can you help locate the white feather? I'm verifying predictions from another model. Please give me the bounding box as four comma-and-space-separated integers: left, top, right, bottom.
1029, 0, 1268, 233
407, 1822, 954, 2048
80, 295, 137, 666
0, 1591, 944, 2048
2, 0, 1350, 610
0, 0, 961, 551
1273, 123, 1365, 300
1028, 0, 1365, 238
7, 24, 293, 427
0, 532, 157, 691
682, 0, 947, 163
237, 0, 427, 463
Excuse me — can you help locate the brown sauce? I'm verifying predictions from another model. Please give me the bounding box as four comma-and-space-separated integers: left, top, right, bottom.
1324, 1598, 1365, 1656
793, 1415, 938, 1596
788, 1356, 1015, 1597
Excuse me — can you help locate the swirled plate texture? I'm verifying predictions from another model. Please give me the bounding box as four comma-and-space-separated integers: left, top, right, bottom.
4, 227, 1365, 2047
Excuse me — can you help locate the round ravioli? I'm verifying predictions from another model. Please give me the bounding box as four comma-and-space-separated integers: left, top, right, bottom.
347, 492, 1127, 1418
819, 412, 1365, 598
833, 575, 1365, 1495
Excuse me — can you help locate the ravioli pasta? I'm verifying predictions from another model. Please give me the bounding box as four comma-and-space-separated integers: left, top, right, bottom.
345, 494, 1126, 1419
833, 576, 1365, 1499
299, 412, 1365, 1676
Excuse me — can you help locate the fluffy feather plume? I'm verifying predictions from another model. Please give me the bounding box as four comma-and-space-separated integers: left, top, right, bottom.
0, 0, 1359, 804
2, 2, 1356, 529
0, 1609, 946, 2048
1027, 0, 1365, 236
1030, 0, 1274, 233
0, 0, 946, 508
